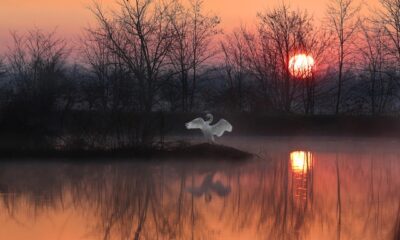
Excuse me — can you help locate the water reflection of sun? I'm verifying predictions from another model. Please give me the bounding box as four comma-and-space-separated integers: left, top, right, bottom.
290, 151, 314, 173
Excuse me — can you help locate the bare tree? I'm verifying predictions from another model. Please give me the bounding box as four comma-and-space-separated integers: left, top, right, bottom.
326, 0, 361, 114
220, 28, 248, 112
4, 29, 69, 148
297, 29, 331, 115
88, 0, 177, 144
377, 0, 400, 113
82, 34, 114, 111
167, 0, 220, 112
82, 31, 133, 112
7, 29, 68, 114
359, 23, 395, 114
0, 57, 10, 109
257, 4, 314, 112
166, 2, 192, 112
188, 0, 220, 110
0, 57, 5, 77
89, 0, 174, 113
234, 26, 278, 112
224, 7, 331, 114
378, 0, 400, 65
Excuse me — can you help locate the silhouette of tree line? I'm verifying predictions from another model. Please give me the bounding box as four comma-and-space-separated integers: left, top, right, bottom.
0, 0, 399, 147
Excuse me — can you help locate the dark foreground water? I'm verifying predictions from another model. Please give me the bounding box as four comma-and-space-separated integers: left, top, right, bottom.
0, 137, 399, 240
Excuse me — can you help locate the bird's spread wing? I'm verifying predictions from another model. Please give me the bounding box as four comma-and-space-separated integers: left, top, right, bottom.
211, 181, 231, 197
211, 119, 233, 137
185, 118, 205, 129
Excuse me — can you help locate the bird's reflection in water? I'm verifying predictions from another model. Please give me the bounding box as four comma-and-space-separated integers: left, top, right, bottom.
186, 172, 231, 202
0, 146, 399, 240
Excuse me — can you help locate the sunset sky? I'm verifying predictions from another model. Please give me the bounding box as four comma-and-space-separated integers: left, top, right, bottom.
0, 0, 380, 53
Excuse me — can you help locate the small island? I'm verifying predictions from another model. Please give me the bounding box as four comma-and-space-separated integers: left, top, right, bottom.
0, 142, 253, 161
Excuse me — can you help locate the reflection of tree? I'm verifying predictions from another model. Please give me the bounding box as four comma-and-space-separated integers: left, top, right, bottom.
223, 152, 315, 240
0, 164, 67, 217
72, 163, 234, 240
336, 153, 342, 240
269, 152, 314, 239
76, 164, 189, 240
219, 150, 399, 240
291, 151, 314, 236
0, 152, 399, 240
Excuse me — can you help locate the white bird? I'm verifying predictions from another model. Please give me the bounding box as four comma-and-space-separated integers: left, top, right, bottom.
185, 113, 233, 143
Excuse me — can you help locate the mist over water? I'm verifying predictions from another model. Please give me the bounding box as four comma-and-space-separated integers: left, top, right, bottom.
0, 137, 399, 240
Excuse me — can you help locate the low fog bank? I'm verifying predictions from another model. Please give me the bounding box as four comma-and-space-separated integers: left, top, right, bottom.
1, 111, 400, 153
169, 113, 400, 137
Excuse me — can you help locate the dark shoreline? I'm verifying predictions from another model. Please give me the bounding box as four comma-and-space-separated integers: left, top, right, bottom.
0, 143, 253, 161
1, 114, 400, 160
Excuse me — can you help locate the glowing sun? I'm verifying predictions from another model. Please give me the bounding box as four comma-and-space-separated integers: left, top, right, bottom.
289, 54, 315, 78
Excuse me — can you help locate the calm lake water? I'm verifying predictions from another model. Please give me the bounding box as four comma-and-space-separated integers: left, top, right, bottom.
0, 137, 399, 240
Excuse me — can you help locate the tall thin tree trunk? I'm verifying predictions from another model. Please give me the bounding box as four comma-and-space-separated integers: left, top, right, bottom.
336, 46, 344, 115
